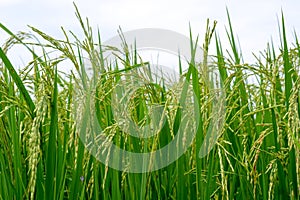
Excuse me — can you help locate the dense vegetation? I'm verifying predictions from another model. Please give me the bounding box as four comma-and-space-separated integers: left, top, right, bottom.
0, 7, 299, 199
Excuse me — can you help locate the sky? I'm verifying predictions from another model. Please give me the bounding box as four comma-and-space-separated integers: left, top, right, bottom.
0, 0, 300, 64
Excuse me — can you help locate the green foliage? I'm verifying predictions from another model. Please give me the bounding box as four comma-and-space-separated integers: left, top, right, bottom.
0, 7, 299, 200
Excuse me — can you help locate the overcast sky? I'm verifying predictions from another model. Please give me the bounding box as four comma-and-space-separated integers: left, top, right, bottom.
1, 0, 300, 63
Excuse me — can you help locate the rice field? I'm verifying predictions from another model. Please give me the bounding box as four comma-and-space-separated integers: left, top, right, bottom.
0, 7, 299, 200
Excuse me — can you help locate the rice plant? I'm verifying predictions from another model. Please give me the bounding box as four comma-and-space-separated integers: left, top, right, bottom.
0, 6, 299, 200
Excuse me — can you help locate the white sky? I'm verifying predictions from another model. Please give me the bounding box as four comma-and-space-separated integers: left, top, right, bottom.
0, 0, 300, 63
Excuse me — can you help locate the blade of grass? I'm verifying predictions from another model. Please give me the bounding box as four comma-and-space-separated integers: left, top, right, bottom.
280, 13, 299, 198
45, 65, 58, 199
0, 47, 35, 117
